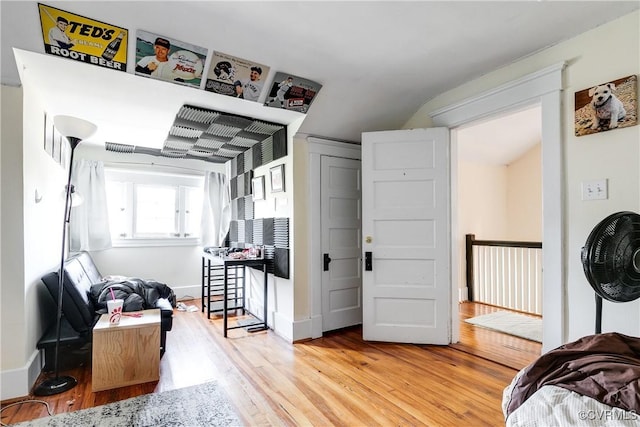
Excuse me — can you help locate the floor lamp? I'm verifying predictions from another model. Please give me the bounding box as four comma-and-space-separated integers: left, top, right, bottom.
34, 115, 97, 396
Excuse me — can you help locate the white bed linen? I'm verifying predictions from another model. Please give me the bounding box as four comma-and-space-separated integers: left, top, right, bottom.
503, 370, 640, 427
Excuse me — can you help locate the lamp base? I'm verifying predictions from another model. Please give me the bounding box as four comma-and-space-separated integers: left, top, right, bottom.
33, 375, 77, 396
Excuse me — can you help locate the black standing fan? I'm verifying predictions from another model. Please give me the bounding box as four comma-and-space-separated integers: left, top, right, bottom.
581, 211, 640, 334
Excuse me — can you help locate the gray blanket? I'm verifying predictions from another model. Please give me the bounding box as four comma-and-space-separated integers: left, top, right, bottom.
90, 277, 176, 313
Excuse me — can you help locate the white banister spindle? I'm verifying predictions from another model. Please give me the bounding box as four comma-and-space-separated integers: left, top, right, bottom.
470, 241, 542, 315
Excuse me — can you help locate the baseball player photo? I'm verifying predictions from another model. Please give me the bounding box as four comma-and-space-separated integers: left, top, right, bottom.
205, 51, 270, 101
264, 72, 323, 114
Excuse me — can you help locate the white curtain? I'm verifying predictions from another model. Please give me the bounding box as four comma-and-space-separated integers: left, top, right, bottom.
201, 172, 231, 247
70, 159, 112, 251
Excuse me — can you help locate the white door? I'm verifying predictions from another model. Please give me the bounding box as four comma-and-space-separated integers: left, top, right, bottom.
362, 128, 450, 344
321, 156, 363, 331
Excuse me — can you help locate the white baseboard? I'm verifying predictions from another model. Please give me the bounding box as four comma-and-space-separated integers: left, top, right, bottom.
459, 287, 469, 302
273, 312, 324, 343
289, 315, 323, 341
273, 311, 293, 342
172, 285, 201, 301
292, 317, 311, 342
310, 314, 323, 339
1, 349, 41, 401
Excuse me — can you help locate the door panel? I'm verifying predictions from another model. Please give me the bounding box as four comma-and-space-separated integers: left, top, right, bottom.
362, 128, 450, 344
321, 156, 362, 332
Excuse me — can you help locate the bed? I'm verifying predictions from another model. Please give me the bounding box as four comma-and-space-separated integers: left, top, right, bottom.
502, 332, 640, 426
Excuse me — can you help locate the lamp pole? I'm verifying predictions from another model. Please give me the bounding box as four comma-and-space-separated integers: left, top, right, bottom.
34, 138, 80, 396
34, 116, 96, 396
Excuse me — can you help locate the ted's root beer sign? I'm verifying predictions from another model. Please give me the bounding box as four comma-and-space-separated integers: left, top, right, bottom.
38, 3, 128, 72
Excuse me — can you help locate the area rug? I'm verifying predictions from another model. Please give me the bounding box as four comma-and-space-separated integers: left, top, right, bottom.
15, 381, 242, 426
465, 311, 542, 342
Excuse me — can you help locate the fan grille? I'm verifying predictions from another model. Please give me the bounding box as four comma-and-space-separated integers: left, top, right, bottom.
582, 211, 640, 302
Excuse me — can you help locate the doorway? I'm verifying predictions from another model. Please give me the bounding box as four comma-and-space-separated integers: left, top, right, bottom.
431, 62, 565, 351
454, 105, 543, 365
306, 137, 362, 340
320, 155, 362, 332
456, 105, 543, 305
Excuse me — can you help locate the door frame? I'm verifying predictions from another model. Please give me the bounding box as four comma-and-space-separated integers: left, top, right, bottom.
306, 136, 361, 339
320, 155, 363, 332
430, 62, 566, 351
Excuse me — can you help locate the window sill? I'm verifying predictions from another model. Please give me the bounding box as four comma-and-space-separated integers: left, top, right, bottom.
111, 238, 200, 248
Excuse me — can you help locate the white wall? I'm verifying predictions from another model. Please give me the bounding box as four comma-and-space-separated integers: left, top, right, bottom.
458, 161, 508, 240
0, 88, 18, 349
456, 160, 507, 296
292, 135, 310, 322
405, 10, 640, 342
244, 117, 304, 341
456, 144, 542, 295
1, 85, 28, 399
507, 143, 542, 241
1, 83, 66, 400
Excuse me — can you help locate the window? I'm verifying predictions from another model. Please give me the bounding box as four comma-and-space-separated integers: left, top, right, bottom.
105, 167, 204, 246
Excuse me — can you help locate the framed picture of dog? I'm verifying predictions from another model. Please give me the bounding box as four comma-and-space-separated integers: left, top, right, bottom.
575, 74, 637, 137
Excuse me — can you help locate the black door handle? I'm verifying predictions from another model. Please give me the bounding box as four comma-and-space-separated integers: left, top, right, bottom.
323, 253, 332, 271
365, 252, 372, 271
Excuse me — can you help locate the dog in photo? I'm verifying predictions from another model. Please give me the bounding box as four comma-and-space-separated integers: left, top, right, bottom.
589, 82, 626, 130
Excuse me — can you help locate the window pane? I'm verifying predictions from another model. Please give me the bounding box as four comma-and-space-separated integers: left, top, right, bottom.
104, 167, 204, 244
184, 186, 203, 238
105, 181, 128, 239
135, 185, 177, 236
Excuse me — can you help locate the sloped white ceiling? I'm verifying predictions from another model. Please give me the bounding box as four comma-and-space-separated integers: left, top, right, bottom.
458, 106, 542, 166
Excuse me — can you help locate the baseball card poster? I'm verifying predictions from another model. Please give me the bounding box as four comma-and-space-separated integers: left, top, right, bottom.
204, 51, 270, 102
135, 30, 208, 89
37, 3, 128, 72
264, 72, 322, 113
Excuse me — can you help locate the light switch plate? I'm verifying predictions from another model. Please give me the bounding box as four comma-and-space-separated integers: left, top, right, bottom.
582, 179, 608, 201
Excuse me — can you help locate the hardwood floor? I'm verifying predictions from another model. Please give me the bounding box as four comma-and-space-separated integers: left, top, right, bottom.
2, 301, 540, 426
454, 301, 542, 370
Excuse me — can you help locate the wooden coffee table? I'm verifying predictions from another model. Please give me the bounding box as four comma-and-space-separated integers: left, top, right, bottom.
92, 308, 160, 392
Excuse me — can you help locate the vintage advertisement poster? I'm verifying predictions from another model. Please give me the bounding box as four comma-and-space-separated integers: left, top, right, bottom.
204, 51, 270, 102
135, 30, 208, 89
264, 72, 322, 113
38, 3, 128, 72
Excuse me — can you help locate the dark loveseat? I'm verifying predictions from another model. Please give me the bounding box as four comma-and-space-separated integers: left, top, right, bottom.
38, 251, 175, 370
